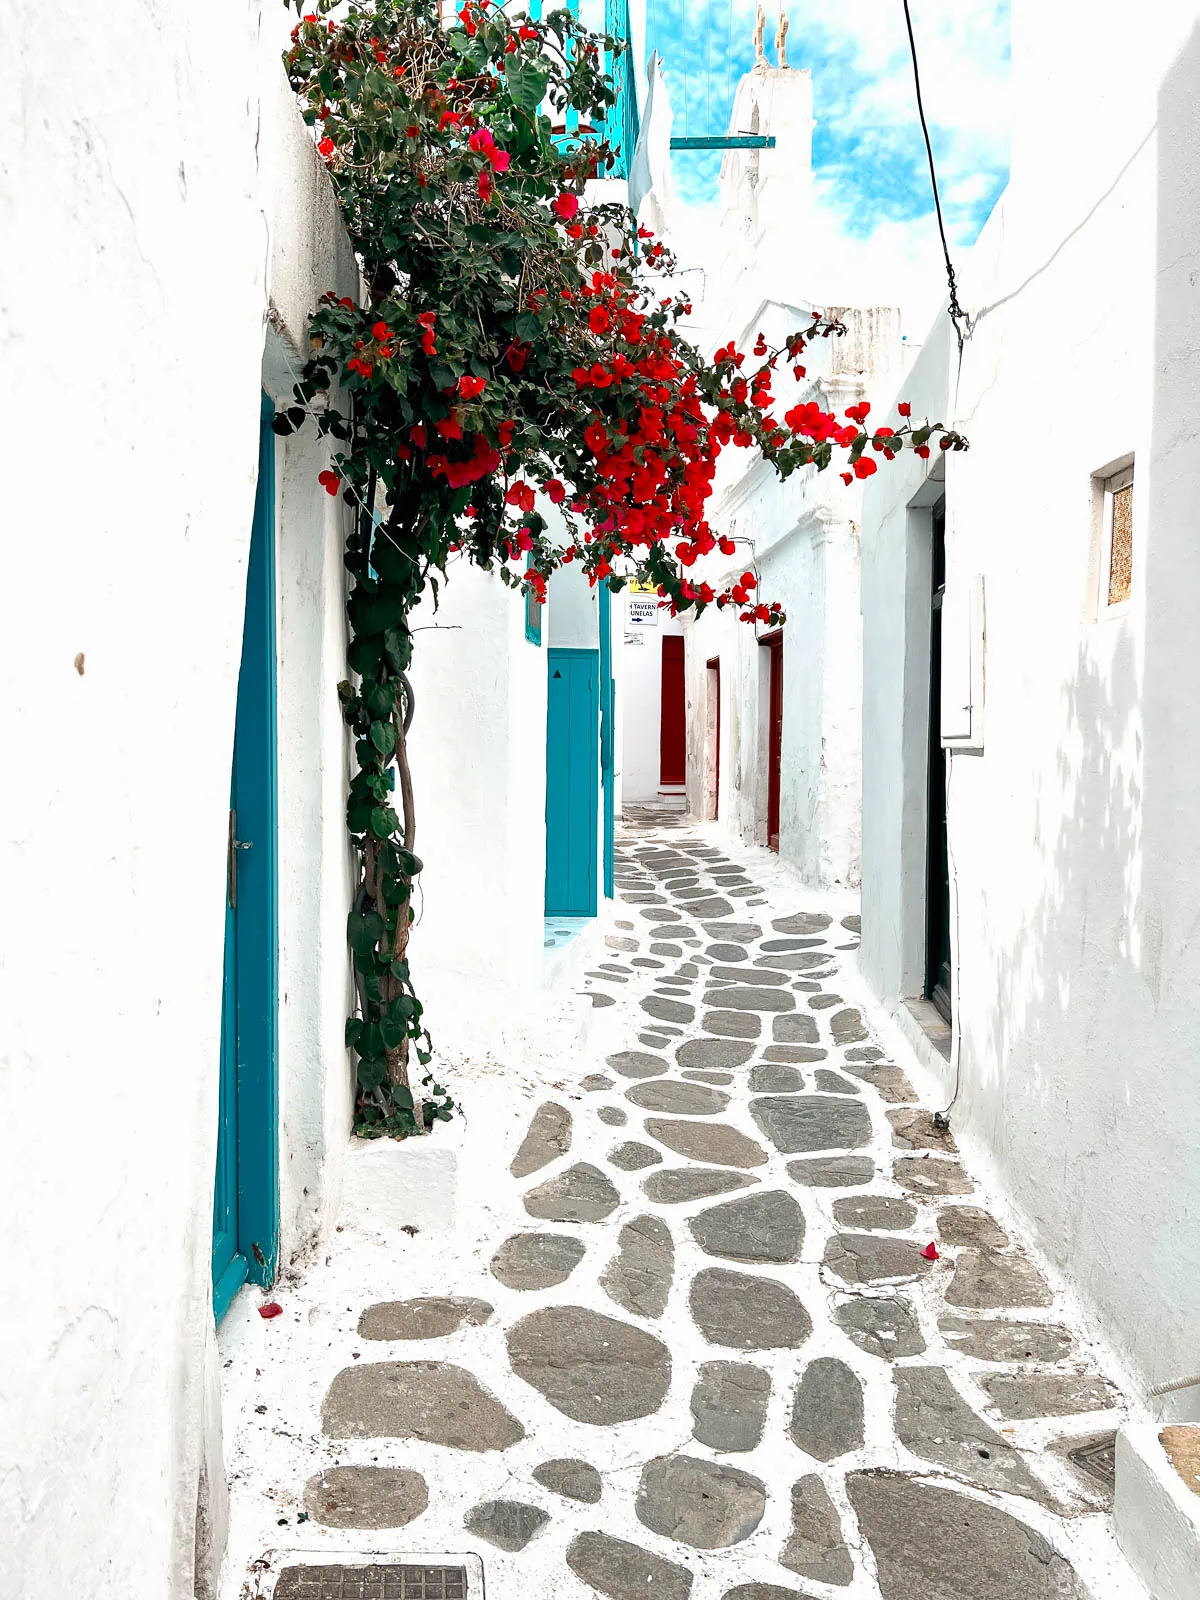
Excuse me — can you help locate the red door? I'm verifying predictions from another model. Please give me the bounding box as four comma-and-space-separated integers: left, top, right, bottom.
660, 635, 686, 786
762, 633, 783, 849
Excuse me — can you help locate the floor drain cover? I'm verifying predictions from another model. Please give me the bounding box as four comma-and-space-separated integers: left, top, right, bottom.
1068, 1432, 1118, 1487
274, 1565, 468, 1599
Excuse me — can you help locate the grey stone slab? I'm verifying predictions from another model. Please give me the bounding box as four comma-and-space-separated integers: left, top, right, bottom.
938, 1316, 1073, 1363
689, 1267, 812, 1349
689, 1189, 805, 1264
894, 1157, 974, 1196
636, 1455, 766, 1549
609, 1141, 663, 1172
643, 1167, 758, 1203
677, 1037, 756, 1070
566, 1532, 694, 1600
706, 943, 748, 961
754, 952, 829, 972
302, 1465, 429, 1529
510, 1102, 573, 1178
841, 1062, 916, 1103
842, 915, 860, 932
358, 1297, 493, 1341
524, 1162, 620, 1224
790, 1357, 865, 1461
888, 1108, 958, 1153
834, 1296, 925, 1360
894, 1368, 1048, 1500
683, 1069, 734, 1084
650, 943, 683, 957
814, 1070, 859, 1095
773, 1013, 820, 1044
771, 913, 832, 934
808, 994, 842, 1010
464, 1498, 549, 1551
711, 964, 788, 985
847, 1472, 1087, 1599
588, 991, 616, 1008
749, 1063, 805, 1093
582, 1074, 616, 1092
945, 1249, 1054, 1309
702, 922, 762, 941
703, 985, 796, 1013
606, 935, 639, 952
980, 1373, 1115, 1419
608, 1050, 668, 1079
601, 1215, 674, 1319
643, 996, 695, 1024
642, 907, 682, 920
639, 1034, 670, 1049
762, 938, 827, 952
764, 1045, 828, 1064
937, 1207, 1009, 1248
787, 1155, 875, 1188
824, 1233, 933, 1284
722, 1588, 812, 1600
634, 957, 665, 968
597, 1106, 628, 1127
645, 1118, 767, 1168
490, 1232, 587, 1290
831, 1196, 917, 1232
626, 1079, 730, 1115
702, 1009, 763, 1039
679, 896, 734, 919
507, 1307, 671, 1424
829, 1007, 868, 1043
780, 1475, 854, 1587
751, 1095, 872, 1154
690, 1361, 770, 1452
844, 1045, 886, 1062
533, 1458, 603, 1503
322, 1361, 524, 1451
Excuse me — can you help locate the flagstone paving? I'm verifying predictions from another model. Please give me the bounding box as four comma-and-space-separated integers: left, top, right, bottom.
223, 809, 1142, 1600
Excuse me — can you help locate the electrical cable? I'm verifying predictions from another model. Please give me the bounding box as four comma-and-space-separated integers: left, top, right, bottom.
900, 0, 968, 345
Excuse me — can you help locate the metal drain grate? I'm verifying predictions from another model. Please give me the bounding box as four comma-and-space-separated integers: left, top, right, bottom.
274, 1565, 468, 1599
1068, 1432, 1118, 1488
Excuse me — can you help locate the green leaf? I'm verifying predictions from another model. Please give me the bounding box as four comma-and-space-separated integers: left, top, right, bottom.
369, 720, 396, 755
356, 1056, 388, 1090
345, 1017, 364, 1048
505, 55, 550, 115
347, 908, 385, 958
391, 1083, 415, 1113
370, 805, 398, 839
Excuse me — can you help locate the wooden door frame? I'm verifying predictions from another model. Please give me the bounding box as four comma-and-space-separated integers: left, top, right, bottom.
759, 630, 783, 851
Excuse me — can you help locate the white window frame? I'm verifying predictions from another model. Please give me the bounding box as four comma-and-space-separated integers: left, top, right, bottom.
1096, 459, 1134, 619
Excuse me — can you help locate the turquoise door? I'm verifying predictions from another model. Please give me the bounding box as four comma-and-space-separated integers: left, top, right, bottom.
546, 649, 599, 916
213, 395, 279, 1322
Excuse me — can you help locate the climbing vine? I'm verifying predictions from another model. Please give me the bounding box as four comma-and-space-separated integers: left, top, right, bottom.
275, 0, 967, 1136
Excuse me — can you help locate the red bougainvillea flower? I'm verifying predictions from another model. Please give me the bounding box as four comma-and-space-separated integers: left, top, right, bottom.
505, 481, 536, 513
545, 479, 566, 504
316, 136, 334, 159
853, 456, 877, 479
551, 191, 580, 221
317, 470, 340, 496
897, 401, 912, 417
458, 375, 486, 399
841, 471, 853, 486
921, 1241, 940, 1261
915, 445, 931, 459
371, 321, 391, 340
258, 1302, 283, 1319
718, 537, 736, 555
503, 340, 530, 372
477, 169, 493, 202
518, 23, 539, 38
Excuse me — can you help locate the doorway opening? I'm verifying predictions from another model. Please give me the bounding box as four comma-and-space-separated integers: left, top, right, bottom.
759, 631, 783, 850
659, 634, 686, 789
213, 396, 279, 1323
925, 498, 952, 1022
704, 657, 721, 820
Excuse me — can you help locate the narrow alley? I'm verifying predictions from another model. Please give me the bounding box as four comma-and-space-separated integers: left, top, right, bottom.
221, 809, 1134, 1600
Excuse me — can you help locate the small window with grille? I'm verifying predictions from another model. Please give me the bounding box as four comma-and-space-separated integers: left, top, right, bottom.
1097, 461, 1134, 614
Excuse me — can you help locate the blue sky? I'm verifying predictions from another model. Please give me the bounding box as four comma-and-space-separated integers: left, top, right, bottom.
643, 0, 1011, 248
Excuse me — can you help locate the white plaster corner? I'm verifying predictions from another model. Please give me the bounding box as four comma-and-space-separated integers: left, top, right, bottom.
338, 1116, 465, 1237
1114, 1424, 1200, 1600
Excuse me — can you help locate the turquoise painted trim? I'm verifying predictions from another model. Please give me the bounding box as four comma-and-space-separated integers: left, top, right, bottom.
525, 565, 543, 645
598, 583, 615, 899
213, 393, 279, 1323
670, 134, 776, 151
545, 648, 599, 917
604, 0, 639, 179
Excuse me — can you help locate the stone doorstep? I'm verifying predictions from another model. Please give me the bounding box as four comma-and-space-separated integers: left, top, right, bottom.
248, 1550, 486, 1600
1114, 1423, 1200, 1600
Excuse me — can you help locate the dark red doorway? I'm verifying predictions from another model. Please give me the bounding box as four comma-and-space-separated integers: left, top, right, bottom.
760, 632, 783, 850
660, 635, 686, 786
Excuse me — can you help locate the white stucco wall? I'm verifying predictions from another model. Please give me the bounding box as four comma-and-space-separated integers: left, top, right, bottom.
859, 3, 1200, 1417
1, 8, 358, 1597
620, 594, 683, 801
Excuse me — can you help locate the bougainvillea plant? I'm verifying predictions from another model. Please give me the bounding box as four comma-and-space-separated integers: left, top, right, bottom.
276, 0, 968, 1136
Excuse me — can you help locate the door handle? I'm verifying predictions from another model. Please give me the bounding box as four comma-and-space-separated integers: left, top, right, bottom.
227, 811, 253, 909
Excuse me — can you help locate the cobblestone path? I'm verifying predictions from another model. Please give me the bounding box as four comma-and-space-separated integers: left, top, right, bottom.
224, 810, 1140, 1600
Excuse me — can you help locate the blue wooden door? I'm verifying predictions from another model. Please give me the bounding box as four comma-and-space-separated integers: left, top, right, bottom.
212, 395, 279, 1322
546, 649, 599, 917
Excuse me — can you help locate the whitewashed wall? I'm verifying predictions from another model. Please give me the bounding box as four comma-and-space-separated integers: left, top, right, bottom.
621, 593, 683, 801
860, 2, 1200, 1417
0, 6, 357, 1597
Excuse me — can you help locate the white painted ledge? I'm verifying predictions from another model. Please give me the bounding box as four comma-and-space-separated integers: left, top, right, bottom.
1114, 1423, 1200, 1600
339, 1114, 465, 1236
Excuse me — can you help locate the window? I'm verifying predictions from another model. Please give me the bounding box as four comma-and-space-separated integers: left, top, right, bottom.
1097, 461, 1134, 614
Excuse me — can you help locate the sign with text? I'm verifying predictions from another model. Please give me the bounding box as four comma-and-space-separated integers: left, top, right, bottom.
627, 597, 660, 627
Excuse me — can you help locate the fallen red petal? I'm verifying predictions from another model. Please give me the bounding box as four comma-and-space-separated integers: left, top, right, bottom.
258, 1301, 284, 1319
